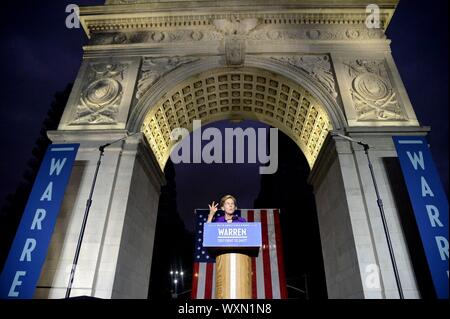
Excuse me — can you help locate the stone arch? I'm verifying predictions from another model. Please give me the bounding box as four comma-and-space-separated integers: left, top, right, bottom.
128, 57, 347, 170
28, 0, 426, 300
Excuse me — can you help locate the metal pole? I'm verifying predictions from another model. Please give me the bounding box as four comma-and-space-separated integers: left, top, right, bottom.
65, 147, 104, 298
65, 132, 136, 298
362, 143, 404, 299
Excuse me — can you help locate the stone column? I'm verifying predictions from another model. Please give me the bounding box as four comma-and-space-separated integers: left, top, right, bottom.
34, 131, 165, 299
309, 128, 426, 298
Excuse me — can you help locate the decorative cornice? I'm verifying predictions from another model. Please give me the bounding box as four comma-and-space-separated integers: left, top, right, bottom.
105, 0, 398, 6
83, 12, 392, 36
79, 1, 397, 38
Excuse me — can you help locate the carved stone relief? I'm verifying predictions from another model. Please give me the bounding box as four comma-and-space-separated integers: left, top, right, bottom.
136, 57, 199, 100
249, 25, 384, 41
225, 36, 245, 65
70, 63, 129, 125
90, 30, 223, 45
344, 59, 405, 121
213, 16, 262, 66
272, 55, 338, 100
212, 16, 261, 36
89, 24, 384, 46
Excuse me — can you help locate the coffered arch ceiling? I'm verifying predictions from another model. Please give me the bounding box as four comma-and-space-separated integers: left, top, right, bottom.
141, 67, 333, 170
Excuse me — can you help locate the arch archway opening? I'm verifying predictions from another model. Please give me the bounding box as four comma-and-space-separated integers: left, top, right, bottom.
140, 66, 335, 299
148, 119, 328, 299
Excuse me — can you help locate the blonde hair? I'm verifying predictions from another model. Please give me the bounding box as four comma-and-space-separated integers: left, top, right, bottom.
220, 194, 237, 208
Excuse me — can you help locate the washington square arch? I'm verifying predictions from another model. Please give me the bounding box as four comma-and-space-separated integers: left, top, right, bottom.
0, 0, 448, 300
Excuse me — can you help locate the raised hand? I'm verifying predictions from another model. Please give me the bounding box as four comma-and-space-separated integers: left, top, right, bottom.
208, 201, 218, 214
206, 201, 219, 223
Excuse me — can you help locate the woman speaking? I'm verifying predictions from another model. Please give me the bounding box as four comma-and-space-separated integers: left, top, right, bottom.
206, 194, 247, 223
205, 195, 251, 299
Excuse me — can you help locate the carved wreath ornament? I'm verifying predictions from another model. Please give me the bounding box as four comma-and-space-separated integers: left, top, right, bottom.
346, 59, 404, 121
71, 63, 127, 125
352, 73, 395, 118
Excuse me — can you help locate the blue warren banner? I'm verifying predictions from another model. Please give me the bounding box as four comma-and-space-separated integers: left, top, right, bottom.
393, 136, 448, 299
0, 144, 79, 299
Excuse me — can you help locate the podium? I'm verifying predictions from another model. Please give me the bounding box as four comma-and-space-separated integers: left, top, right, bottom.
203, 222, 262, 299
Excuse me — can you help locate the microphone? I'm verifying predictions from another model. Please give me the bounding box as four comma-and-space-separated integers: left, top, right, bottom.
126, 131, 139, 137
331, 131, 370, 150
99, 131, 139, 152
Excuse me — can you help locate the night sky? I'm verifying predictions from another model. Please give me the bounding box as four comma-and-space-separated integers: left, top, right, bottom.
0, 0, 448, 242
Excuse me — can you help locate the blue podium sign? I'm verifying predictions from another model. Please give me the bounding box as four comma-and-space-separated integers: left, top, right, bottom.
203, 223, 262, 247
0, 144, 79, 299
